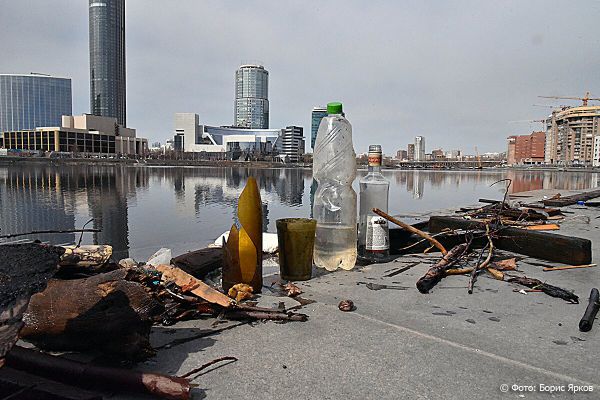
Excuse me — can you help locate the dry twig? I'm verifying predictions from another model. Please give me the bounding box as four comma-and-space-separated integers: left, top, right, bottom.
179, 356, 238, 379
372, 208, 447, 255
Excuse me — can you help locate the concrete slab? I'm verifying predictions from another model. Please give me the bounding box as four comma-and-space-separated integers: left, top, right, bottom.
111, 199, 600, 400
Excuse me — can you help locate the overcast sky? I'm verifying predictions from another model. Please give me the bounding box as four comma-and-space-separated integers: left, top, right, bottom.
1, 0, 599, 154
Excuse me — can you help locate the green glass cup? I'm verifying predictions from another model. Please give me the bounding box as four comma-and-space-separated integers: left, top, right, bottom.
276, 218, 316, 281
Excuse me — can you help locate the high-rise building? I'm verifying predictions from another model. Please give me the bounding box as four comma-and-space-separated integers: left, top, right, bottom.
396, 149, 407, 160
407, 143, 415, 160
281, 126, 305, 162
89, 0, 126, 126
507, 131, 545, 165
431, 149, 445, 159
414, 136, 425, 161
311, 107, 327, 149
234, 64, 269, 129
0, 73, 72, 133
546, 105, 600, 166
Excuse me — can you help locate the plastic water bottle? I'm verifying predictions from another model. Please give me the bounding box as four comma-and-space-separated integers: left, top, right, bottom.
312, 102, 357, 271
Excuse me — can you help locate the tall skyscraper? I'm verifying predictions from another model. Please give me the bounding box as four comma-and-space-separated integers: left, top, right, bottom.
311, 107, 327, 150
89, 0, 126, 126
0, 73, 72, 132
234, 64, 269, 129
414, 136, 425, 161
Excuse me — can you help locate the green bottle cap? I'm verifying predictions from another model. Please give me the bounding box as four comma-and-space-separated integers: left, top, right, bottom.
327, 102, 343, 115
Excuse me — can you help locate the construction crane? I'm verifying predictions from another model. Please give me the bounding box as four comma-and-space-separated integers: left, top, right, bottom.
538, 91, 600, 107
508, 119, 546, 129
532, 104, 569, 110
474, 146, 482, 169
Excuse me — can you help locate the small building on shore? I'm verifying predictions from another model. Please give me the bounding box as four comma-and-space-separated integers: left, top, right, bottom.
507, 131, 545, 165
173, 113, 304, 162
1, 114, 147, 157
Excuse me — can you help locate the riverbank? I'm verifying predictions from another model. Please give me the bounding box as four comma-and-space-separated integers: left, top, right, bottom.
2, 155, 600, 173
0, 156, 309, 169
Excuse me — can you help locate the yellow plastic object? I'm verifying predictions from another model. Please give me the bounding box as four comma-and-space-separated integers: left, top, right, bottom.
222, 177, 263, 293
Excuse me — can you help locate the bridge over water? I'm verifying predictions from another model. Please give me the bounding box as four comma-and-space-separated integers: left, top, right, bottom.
393, 160, 504, 168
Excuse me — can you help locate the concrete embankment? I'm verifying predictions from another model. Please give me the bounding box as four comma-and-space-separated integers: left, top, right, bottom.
0, 156, 309, 169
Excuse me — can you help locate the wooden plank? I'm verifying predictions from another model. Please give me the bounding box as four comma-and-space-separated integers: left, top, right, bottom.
543, 189, 600, 207
155, 264, 233, 308
478, 198, 500, 204
525, 224, 560, 231
171, 247, 222, 279
428, 216, 592, 265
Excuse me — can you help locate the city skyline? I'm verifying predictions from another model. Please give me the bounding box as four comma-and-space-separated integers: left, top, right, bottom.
1, 1, 599, 153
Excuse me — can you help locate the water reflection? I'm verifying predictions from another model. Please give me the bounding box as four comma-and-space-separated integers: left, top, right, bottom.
0, 165, 598, 260
0, 165, 148, 259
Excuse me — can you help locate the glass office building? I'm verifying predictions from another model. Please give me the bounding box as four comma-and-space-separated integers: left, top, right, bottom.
89, 0, 126, 126
311, 107, 327, 150
234, 64, 269, 129
0, 74, 72, 133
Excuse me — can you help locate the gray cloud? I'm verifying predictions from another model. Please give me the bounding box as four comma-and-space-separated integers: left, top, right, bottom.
1, 0, 599, 154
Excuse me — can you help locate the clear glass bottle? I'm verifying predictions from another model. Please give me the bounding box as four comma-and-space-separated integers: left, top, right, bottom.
358, 144, 390, 261
312, 102, 357, 271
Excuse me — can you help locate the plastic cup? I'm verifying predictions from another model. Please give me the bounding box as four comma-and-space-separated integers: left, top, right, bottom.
276, 218, 316, 281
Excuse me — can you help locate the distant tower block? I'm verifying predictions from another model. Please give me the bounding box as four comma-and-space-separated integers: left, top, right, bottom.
234, 64, 269, 129
89, 0, 126, 126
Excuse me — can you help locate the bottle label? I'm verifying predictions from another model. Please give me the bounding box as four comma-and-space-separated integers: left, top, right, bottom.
368, 152, 382, 167
366, 216, 389, 250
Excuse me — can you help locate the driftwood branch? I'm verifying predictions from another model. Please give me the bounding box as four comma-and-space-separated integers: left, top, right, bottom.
5, 346, 192, 400
179, 356, 238, 379
416, 242, 470, 293
508, 276, 579, 304
468, 244, 488, 294
543, 264, 597, 272
468, 224, 494, 294
373, 208, 447, 255
224, 309, 308, 322
0, 228, 100, 240
76, 218, 95, 247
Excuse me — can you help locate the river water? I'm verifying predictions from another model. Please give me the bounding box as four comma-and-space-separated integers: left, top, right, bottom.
1, 164, 598, 261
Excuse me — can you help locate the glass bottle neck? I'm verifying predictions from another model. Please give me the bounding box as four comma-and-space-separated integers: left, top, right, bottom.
368, 165, 382, 174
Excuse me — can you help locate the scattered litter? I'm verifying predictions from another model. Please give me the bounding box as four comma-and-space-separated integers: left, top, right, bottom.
338, 300, 355, 312
284, 282, 303, 297
365, 282, 409, 291
508, 276, 579, 304
228, 283, 255, 303
213, 230, 279, 253
146, 247, 172, 267
118, 257, 138, 269
579, 288, 599, 332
